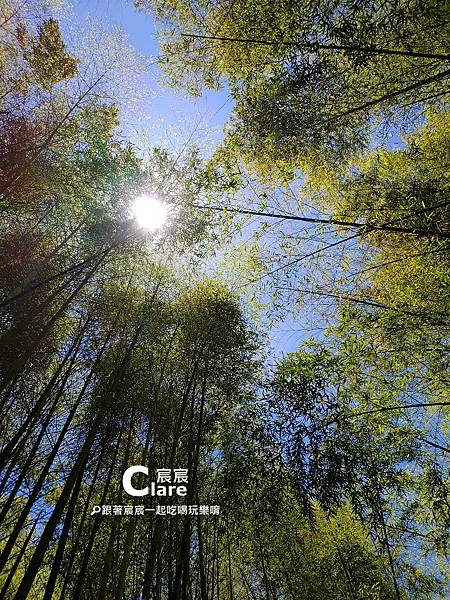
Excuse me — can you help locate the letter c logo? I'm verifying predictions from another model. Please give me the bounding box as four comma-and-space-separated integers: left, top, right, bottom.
122, 465, 148, 497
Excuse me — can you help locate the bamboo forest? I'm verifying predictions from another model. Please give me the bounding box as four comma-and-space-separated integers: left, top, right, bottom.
0, 0, 448, 598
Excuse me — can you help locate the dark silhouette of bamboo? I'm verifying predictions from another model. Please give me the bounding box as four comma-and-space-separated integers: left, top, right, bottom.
71, 427, 124, 598
0, 317, 89, 469
0, 330, 110, 572
12, 409, 105, 600
192, 202, 450, 239
0, 513, 41, 600
57, 441, 107, 599
41, 467, 85, 600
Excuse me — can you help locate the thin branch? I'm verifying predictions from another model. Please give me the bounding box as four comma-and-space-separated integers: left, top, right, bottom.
192, 204, 450, 239
330, 68, 450, 121
279, 287, 449, 326
181, 33, 450, 61
322, 401, 450, 428
419, 437, 450, 454
247, 233, 360, 286
349, 246, 449, 277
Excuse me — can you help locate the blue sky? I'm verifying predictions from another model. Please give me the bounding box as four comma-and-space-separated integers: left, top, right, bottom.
56, 2, 425, 361
58, 0, 333, 357
65, 0, 231, 153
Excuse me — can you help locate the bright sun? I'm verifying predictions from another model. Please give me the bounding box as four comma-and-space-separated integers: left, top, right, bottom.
132, 194, 168, 231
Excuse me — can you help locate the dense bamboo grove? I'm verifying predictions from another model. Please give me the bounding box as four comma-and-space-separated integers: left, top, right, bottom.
0, 1, 449, 598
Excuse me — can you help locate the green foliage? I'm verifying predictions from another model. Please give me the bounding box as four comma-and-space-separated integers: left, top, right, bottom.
23, 18, 79, 88
136, 0, 450, 178
326, 110, 449, 319
268, 332, 449, 593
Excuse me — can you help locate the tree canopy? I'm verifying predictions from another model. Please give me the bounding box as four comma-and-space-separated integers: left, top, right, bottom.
136, 0, 450, 178
0, 0, 448, 598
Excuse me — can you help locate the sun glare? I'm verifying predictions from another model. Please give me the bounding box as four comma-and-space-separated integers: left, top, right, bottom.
132, 194, 168, 231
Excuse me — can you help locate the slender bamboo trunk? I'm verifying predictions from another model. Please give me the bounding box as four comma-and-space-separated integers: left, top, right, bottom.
0, 317, 88, 471
0, 249, 109, 393
197, 512, 208, 600
0, 513, 40, 600
0, 356, 78, 525
227, 526, 234, 600
142, 520, 164, 600
98, 419, 134, 600
58, 440, 107, 599
12, 409, 104, 600
116, 426, 157, 599
195, 372, 208, 600
0, 329, 109, 571
41, 465, 85, 600
71, 426, 123, 598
